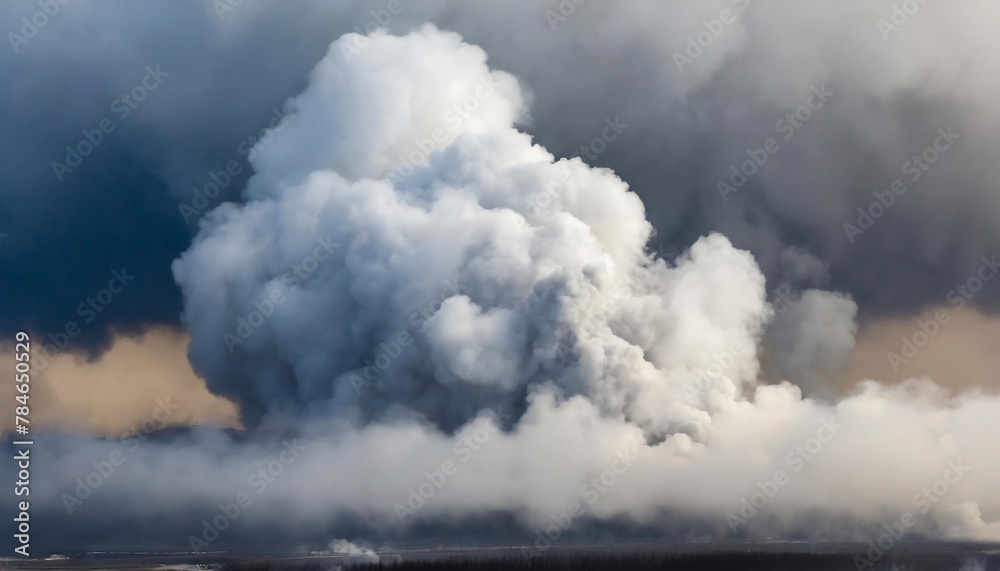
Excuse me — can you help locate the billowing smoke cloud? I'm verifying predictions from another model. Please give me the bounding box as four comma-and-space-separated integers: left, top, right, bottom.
171, 26, 771, 438
763, 290, 858, 399
13, 26, 1000, 554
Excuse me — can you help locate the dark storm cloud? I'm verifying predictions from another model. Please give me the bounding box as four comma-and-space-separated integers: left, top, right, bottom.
0, 0, 343, 355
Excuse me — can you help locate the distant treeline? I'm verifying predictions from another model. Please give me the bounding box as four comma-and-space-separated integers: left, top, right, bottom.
222, 551, 999, 571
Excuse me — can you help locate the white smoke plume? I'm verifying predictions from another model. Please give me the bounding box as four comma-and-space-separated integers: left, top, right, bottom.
329, 539, 379, 562
166, 25, 1000, 541
21, 25, 1000, 548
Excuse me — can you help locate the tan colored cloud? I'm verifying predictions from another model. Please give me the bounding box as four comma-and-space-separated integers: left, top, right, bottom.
4, 306, 995, 439
1, 328, 241, 437
830, 306, 1000, 395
